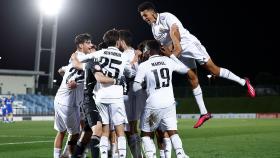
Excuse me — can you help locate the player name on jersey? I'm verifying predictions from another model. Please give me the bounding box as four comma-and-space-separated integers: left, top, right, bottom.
151, 61, 166, 66
104, 51, 121, 57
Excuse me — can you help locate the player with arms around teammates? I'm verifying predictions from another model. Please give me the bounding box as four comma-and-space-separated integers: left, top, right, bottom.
53, 33, 94, 158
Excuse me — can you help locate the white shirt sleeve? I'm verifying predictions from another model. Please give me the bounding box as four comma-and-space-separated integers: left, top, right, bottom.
165, 13, 184, 30
134, 64, 146, 83
169, 54, 189, 74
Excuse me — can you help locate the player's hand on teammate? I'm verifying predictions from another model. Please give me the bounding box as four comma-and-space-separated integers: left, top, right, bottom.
67, 80, 77, 89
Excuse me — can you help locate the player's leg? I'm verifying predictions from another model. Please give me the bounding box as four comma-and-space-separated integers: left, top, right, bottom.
141, 131, 156, 158
179, 42, 211, 128
140, 108, 161, 158
96, 102, 111, 158
1, 107, 7, 122
53, 101, 67, 158
6, 105, 13, 122
155, 129, 171, 158
202, 58, 255, 97
71, 120, 92, 158
61, 134, 71, 158
100, 124, 110, 158
108, 129, 118, 158
90, 121, 102, 158
162, 106, 189, 158
83, 100, 103, 158
125, 91, 143, 158
111, 102, 128, 158
54, 131, 66, 158
180, 57, 211, 128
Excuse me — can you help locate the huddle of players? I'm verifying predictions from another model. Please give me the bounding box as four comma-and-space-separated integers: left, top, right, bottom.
54, 1, 256, 158
54, 26, 190, 158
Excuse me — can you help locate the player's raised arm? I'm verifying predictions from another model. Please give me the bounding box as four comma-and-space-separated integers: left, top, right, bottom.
170, 24, 182, 57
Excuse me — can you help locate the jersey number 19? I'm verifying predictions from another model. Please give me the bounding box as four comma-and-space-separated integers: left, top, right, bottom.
152, 68, 170, 89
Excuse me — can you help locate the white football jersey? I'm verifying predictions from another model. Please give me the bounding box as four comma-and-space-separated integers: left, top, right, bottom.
134, 54, 188, 109
94, 47, 133, 103
54, 51, 86, 107
151, 12, 201, 58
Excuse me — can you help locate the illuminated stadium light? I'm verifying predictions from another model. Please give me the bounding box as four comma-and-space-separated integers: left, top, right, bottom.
39, 0, 63, 16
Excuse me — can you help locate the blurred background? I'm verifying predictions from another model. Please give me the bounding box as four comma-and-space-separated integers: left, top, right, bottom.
0, 0, 279, 116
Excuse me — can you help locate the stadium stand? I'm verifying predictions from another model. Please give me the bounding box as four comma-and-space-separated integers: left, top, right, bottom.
5, 94, 54, 116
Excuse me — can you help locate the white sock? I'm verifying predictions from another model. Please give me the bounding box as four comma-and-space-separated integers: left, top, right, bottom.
142, 136, 156, 158
117, 136, 127, 158
163, 137, 172, 158
219, 68, 245, 86
193, 85, 207, 114
170, 134, 186, 158
159, 149, 165, 158
111, 143, 117, 157
100, 136, 109, 158
53, 148, 61, 158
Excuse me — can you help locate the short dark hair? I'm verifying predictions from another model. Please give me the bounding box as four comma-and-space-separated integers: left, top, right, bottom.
119, 29, 133, 47
137, 40, 148, 52
137, 1, 157, 12
97, 41, 108, 50
74, 33, 91, 46
144, 40, 161, 54
103, 29, 119, 47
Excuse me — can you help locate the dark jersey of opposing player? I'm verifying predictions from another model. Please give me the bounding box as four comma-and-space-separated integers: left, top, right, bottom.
82, 59, 103, 127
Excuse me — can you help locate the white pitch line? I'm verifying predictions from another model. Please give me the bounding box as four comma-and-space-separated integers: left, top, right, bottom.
0, 135, 53, 138
0, 140, 53, 146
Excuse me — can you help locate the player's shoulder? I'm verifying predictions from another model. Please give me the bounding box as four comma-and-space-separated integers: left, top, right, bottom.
138, 60, 150, 70
160, 12, 175, 19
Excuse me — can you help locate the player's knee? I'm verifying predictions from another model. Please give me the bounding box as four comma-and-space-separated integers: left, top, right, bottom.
187, 73, 199, 87
167, 130, 177, 136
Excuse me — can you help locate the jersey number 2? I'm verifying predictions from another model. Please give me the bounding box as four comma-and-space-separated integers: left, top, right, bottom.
152, 68, 170, 89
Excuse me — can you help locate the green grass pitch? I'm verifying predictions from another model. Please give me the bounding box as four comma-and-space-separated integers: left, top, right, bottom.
0, 119, 280, 158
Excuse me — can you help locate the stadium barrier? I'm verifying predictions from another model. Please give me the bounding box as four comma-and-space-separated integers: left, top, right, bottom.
9, 113, 280, 122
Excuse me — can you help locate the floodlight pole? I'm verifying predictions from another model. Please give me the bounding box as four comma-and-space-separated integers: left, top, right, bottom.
34, 12, 43, 89
48, 16, 58, 89
34, 13, 58, 89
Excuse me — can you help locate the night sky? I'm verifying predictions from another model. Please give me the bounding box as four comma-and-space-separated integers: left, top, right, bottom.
0, 0, 278, 86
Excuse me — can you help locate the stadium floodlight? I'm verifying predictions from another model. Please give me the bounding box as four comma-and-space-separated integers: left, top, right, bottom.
35, 0, 62, 89
39, 0, 63, 16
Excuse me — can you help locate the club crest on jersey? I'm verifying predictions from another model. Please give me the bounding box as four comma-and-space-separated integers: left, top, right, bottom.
94, 65, 101, 71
